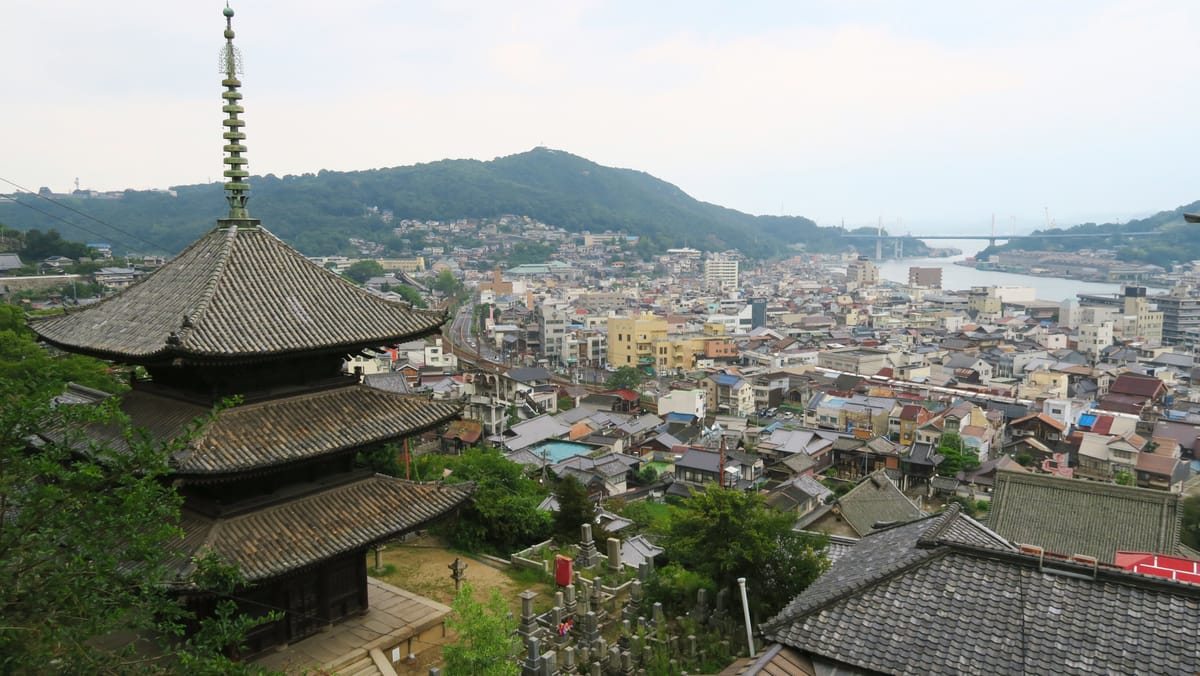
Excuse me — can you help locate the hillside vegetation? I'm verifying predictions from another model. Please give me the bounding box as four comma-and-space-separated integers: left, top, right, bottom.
980, 200, 1200, 268
0, 148, 926, 259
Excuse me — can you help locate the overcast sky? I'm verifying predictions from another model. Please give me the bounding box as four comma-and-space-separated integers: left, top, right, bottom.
6, 1, 1199, 233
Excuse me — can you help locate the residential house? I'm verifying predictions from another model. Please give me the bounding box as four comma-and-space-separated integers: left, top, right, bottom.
748, 371, 790, 412
804, 392, 893, 437
440, 419, 482, 454
764, 475, 833, 518
796, 469, 925, 538
756, 427, 843, 469
899, 441, 943, 489
490, 414, 571, 452
1075, 431, 1146, 482
1008, 412, 1067, 446
670, 447, 762, 495
1097, 372, 1169, 433
703, 371, 755, 417
1135, 450, 1189, 493
0, 253, 24, 274
828, 436, 901, 480
954, 455, 1025, 495
656, 388, 707, 420
552, 453, 637, 499
891, 403, 932, 447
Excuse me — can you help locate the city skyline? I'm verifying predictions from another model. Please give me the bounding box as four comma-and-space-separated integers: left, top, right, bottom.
7, 0, 1200, 233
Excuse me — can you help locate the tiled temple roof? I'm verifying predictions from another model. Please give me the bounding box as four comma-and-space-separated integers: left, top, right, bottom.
988, 470, 1180, 563
171, 475, 474, 583
72, 384, 461, 476
764, 506, 1200, 675
30, 225, 445, 364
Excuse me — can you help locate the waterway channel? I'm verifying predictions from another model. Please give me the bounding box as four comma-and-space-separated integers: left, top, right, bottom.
874, 239, 1148, 303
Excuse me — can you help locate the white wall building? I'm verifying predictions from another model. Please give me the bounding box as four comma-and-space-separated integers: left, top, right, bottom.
657, 388, 708, 420
704, 255, 739, 292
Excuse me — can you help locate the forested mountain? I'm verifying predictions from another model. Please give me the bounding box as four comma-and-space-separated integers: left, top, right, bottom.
980, 200, 1200, 267
0, 148, 925, 259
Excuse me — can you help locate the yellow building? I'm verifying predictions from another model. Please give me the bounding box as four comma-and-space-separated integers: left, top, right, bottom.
1122, 288, 1163, 344
606, 313, 668, 370
378, 257, 426, 273
655, 336, 706, 373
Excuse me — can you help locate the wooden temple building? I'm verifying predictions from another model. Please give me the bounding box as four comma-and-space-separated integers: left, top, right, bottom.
29, 6, 473, 654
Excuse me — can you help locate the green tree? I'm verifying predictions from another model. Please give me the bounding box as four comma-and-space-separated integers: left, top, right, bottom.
0, 303, 127, 394
0, 392, 178, 670
475, 303, 492, 335
935, 432, 979, 476
635, 465, 659, 486
1114, 469, 1135, 486
412, 447, 551, 553
659, 486, 827, 618
394, 284, 428, 308
344, 259, 384, 284
605, 366, 644, 390
1182, 495, 1200, 550
432, 269, 463, 297
356, 442, 405, 477
553, 475, 597, 543
443, 585, 520, 676
0, 385, 270, 673
504, 242, 554, 266
18, 228, 97, 261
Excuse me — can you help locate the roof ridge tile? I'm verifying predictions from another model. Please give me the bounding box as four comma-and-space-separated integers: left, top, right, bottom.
179, 225, 239, 349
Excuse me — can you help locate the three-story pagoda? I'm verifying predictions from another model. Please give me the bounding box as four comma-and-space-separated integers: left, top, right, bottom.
29, 6, 473, 653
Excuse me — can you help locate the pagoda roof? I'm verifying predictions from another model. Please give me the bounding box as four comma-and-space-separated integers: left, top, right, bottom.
171, 475, 474, 584
30, 224, 446, 365
70, 383, 461, 477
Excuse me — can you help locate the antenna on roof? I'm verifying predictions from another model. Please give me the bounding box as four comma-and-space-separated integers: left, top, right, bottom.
218, 3, 254, 225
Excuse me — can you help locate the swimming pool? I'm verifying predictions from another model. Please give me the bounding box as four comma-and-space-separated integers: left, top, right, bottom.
527, 440, 596, 463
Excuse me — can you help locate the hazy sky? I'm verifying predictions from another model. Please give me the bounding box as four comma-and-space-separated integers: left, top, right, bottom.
6, 1, 1199, 233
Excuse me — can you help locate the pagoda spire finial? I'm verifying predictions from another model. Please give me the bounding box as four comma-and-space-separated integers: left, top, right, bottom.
219, 3, 252, 223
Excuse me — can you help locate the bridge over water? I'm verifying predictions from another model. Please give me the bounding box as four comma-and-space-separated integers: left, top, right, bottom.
843, 230, 1161, 259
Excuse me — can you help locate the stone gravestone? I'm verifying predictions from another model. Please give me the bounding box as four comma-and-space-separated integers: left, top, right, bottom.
607, 537, 622, 574
576, 523, 602, 569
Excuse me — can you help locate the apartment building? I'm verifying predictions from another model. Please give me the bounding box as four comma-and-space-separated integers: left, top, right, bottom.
606, 312, 668, 370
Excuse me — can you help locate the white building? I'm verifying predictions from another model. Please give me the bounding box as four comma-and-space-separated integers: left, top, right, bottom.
424, 337, 457, 370
704, 254, 739, 292
1077, 320, 1114, 357
657, 388, 708, 420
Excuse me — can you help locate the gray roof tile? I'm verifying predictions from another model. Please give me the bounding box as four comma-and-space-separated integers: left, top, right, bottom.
71, 384, 461, 476
764, 506, 1200, 675
171, 475, 473, 583
31, 225, 445, 363
988, 470, 1180, 563
834, 469, 926, 536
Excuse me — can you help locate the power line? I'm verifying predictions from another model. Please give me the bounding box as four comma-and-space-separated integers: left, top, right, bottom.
2, 194, 142, 252
0, 176, 174, 254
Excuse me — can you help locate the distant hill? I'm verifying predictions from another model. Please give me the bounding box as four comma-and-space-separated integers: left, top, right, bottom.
0, 148, 927, 259
981, 200, 1200, 268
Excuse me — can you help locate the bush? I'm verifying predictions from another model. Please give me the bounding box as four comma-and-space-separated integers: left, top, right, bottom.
644, 563, 715, 613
